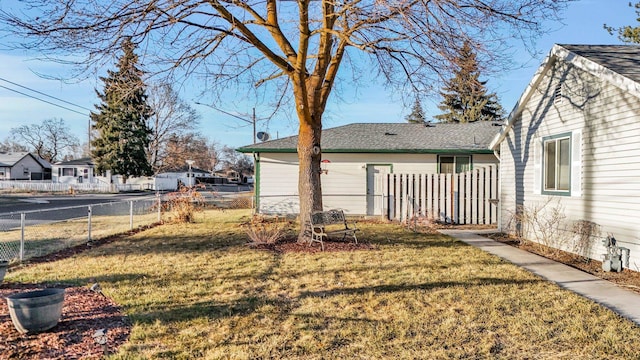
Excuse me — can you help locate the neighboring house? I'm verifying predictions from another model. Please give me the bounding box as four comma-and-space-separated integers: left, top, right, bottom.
490, 44, 640, 266
155, 167, 214, 191
52, 158, 96, 184
0, 152, 52, 180
238, 121, 501, 215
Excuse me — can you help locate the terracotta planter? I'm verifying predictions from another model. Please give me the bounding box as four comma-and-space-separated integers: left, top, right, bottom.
6, 288, 65, 334
0, 260, 8, 284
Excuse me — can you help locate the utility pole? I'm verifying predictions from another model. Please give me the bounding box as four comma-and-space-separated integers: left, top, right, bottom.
252, 108, 256, 144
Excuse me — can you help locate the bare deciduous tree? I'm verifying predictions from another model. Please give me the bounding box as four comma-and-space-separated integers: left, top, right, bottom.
147, 82, 200, 174
0, 0, 569, 240
164, 133, 216, 172
0, 138, 29, 153
11, 118, 79, 162
220, 145, 254, 176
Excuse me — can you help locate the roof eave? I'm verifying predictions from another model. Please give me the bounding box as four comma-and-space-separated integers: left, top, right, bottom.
491, 44, 640, 150
238, 148, 493, 154
490, 46, 560, 150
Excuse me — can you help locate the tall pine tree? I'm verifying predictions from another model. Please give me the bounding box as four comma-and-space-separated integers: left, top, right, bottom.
91, 38, 152, 182
405, 98, 427, 124
435, 41, 504, 123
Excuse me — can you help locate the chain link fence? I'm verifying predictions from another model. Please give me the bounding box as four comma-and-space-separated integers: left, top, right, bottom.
0, 191, 256, 263
0, 198, 161, 262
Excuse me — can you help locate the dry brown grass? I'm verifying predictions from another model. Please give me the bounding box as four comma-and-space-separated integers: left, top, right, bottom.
3, 209, 640, 359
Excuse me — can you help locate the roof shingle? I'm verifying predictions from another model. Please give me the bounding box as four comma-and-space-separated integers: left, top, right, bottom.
238, 121, 501, 153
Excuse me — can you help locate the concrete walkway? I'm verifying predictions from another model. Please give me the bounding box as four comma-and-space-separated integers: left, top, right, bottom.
439, 229, 640, 326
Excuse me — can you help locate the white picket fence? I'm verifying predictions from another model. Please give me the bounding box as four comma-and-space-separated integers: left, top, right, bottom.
0, 181, 155, 193
384, 166, 499, 224
0, 181, 114, 193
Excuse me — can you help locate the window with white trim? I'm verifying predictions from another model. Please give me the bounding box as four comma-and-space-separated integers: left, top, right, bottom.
543, 133, 571, 194
61, 168, 76, 177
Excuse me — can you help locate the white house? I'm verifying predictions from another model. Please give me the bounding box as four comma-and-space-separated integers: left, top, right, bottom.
238, 121, 501, 216
0, 152, 51, 180
52, 158, 96, 184
155, 167, 215, 191
490, 44, 640, 268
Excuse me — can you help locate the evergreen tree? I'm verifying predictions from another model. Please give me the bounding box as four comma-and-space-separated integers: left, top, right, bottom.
434, 41, 504, 123
605, 2, 640, 43
90, 38, 152, 182
405, 98, 426, 124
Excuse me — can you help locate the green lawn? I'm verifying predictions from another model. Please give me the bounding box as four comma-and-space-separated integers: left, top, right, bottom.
5, 209, 640, 359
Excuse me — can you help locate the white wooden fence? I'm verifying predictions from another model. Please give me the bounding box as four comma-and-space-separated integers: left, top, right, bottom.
0, 181, 154, 193
0, 181, 114, 193
384, 166, 499, 225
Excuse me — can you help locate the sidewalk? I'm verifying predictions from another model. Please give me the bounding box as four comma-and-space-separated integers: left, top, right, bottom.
439, 229, 640, 326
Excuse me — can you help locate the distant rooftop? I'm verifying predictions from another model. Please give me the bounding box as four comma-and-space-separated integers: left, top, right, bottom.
54, 157, 93, 166
0, 152, 51, 168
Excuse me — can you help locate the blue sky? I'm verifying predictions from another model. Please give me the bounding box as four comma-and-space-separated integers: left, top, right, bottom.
0, 1, 636, 149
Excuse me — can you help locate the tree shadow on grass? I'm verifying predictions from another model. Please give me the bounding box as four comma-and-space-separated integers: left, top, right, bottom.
129, 277, 545, 326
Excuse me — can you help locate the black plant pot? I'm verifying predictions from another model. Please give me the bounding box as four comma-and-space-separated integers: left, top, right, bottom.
7, 288, 65, 334
0, 260, 7, 284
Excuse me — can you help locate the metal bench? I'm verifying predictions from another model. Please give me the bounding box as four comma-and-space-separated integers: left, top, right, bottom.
309, 209, 358, 251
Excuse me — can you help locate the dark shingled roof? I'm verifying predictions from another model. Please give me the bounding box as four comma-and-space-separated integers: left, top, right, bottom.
54, 158, 94, 166
559, 44, 640, 84
238, 121, 501, 154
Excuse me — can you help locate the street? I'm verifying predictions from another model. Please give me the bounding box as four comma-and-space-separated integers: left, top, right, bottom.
0, 192, 155, 215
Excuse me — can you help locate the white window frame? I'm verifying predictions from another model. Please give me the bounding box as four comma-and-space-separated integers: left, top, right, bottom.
542, 132, 571, 196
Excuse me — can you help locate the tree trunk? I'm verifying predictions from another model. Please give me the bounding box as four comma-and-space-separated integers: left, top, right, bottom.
296, 112, 323, 243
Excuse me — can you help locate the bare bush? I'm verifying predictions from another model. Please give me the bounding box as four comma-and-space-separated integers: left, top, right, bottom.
511, 198, 568, 255
243, 215, 291, 245
406, 210, 436, 233
571, 220, 601, 262
163, 186, 204, 223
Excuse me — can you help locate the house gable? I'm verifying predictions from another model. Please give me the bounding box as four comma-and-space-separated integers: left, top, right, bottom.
491, 44, 640, 150
495, 44, 640, 267
0, 152, 51, 180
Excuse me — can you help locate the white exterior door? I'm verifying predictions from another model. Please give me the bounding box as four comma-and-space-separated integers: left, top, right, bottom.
366, 165, 391, 216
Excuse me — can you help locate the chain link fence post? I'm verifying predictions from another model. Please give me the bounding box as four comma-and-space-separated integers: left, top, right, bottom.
129, 200, 134, 230
88, 205, 92, 242
20, 213, 25, 262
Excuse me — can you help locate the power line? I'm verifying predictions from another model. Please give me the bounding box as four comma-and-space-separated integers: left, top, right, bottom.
0, 76, 92, 114
0, 84, 88, 116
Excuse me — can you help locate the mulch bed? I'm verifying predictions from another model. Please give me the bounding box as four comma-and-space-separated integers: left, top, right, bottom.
487, 232, 640, 295
0, 226, 158, 359
0, 283, 130, 360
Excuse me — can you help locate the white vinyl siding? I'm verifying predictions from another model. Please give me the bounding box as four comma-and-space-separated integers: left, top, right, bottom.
258, 154, 300, 214
499, 58, 640, 265
258, 152, 498, 215
9, 156, 45, 180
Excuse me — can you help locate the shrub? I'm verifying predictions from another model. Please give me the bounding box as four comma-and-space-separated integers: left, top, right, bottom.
243, 215, 291, 245
163, 186, 204, 223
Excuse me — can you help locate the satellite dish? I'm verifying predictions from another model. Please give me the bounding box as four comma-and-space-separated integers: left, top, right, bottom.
257, 131, 270, 141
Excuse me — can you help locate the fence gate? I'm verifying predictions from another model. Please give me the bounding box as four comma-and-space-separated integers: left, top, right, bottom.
382, 165, 498, 225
